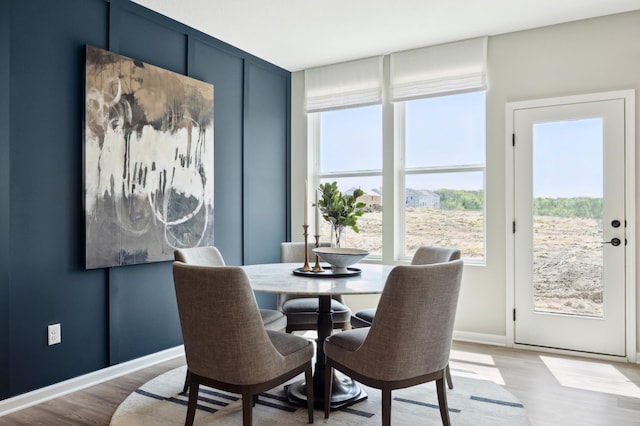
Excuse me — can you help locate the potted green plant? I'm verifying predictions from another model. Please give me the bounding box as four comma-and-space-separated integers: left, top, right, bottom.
316, 182, 366, 247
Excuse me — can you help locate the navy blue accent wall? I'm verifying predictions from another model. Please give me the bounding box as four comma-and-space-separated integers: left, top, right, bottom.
190, 40, 245, 266
109, 262, 181, 363
243, 63, 291, 308
244, 63, 290, 265
0, 0, 11, 400
0, 0, 290, 400
8, 0, 111, 397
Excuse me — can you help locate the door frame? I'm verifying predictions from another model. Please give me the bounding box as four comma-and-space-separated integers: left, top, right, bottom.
505, 90, 636, 362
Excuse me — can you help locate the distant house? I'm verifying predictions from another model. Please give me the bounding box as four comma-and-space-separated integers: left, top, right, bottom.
406, 188, 440, 209
345, 187, 382, 207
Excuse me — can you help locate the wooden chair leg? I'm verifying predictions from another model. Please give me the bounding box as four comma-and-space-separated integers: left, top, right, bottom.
305, 363, 314, 424
324, 364, 333, 419
185, 378, 199, 426
446, 363, 453, 389
436, 376, 451, 426
242, 389, 253, 426
182, 370, 191, 393
382, 388, 392, 426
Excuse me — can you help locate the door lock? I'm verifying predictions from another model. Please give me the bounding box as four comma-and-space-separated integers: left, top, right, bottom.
602, 237, 622, 246
611, 219, 621, 228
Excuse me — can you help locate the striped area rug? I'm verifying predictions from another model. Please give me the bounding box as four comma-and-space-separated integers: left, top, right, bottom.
110, 365, 528, 425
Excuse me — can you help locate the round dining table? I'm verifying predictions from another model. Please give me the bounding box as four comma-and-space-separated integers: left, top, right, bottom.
242, 261, 394, 409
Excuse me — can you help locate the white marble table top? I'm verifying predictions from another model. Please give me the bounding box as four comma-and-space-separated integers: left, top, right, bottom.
242, 262, 394, 296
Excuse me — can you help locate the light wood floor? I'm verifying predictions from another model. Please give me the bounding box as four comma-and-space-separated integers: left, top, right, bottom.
1, 341, 639, 425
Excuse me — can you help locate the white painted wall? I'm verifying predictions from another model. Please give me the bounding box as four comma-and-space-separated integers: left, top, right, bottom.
291, 11, 640, 352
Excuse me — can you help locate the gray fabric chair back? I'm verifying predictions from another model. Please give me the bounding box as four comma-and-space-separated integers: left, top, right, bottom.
278, 241, 334, 308
280, 241, 332, 263
173, 263, 290, 385
351, 245, 461, 329
174, 246, 226, 266
355, 260, 463, 381
175, 246, 287, 335
411, 245, 461, 265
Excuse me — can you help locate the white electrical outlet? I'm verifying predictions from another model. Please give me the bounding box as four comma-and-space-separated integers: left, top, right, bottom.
48, 323, 61, 345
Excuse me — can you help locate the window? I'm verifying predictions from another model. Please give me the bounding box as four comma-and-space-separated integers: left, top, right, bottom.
307, 37, 487, 263
314, 105, 383, 255
313, 92, 486, 262
400, 91, 485, 261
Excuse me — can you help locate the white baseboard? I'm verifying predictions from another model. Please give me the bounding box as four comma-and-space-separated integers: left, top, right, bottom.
454, 332, 640, 364
453, 330, 507, 346
0, 345, 185, 417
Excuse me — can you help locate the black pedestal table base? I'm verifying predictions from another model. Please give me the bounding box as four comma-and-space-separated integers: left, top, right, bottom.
285, 294, 367, 410
285, 370, 367, 410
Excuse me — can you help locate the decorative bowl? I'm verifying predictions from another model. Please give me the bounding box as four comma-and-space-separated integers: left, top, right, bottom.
312, 247, 369, 274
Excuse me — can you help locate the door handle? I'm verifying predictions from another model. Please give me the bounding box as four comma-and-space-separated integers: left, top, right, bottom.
602, 237, 622, 246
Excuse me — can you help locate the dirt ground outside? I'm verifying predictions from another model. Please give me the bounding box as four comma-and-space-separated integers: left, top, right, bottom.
324, 208, 603, 317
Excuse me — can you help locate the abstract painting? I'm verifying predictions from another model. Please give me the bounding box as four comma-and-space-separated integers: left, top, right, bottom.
84, 45, 214, 269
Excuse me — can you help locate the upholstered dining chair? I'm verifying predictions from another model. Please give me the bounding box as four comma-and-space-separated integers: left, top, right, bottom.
175, 246, 288, 393
350, 245, 461, 389
278, 242, 352, 333
350, 246, 461, 328
175, 246, 287, 332
324, 260, 464, 426
173, 262, 314, 426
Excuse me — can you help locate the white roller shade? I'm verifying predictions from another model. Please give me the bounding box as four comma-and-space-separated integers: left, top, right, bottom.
390, 37, 487, 102
304, 56, 383, 113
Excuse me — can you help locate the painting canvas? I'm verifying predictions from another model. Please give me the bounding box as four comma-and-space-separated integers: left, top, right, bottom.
84, 45, 214, 269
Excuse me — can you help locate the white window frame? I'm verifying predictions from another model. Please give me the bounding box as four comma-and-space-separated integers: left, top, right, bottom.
310, 108, 385, 261
395, 96, 487, 264
308, 38, 488, 264
310, 96, 487, 264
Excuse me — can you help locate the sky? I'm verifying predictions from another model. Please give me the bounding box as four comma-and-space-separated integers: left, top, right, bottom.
533, 118, 603, 198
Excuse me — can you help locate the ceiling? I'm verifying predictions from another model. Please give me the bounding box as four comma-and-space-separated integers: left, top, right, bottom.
131, 0, 640, 72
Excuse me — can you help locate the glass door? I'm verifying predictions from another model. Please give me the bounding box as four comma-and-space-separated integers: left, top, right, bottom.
513, 98, 626, 356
